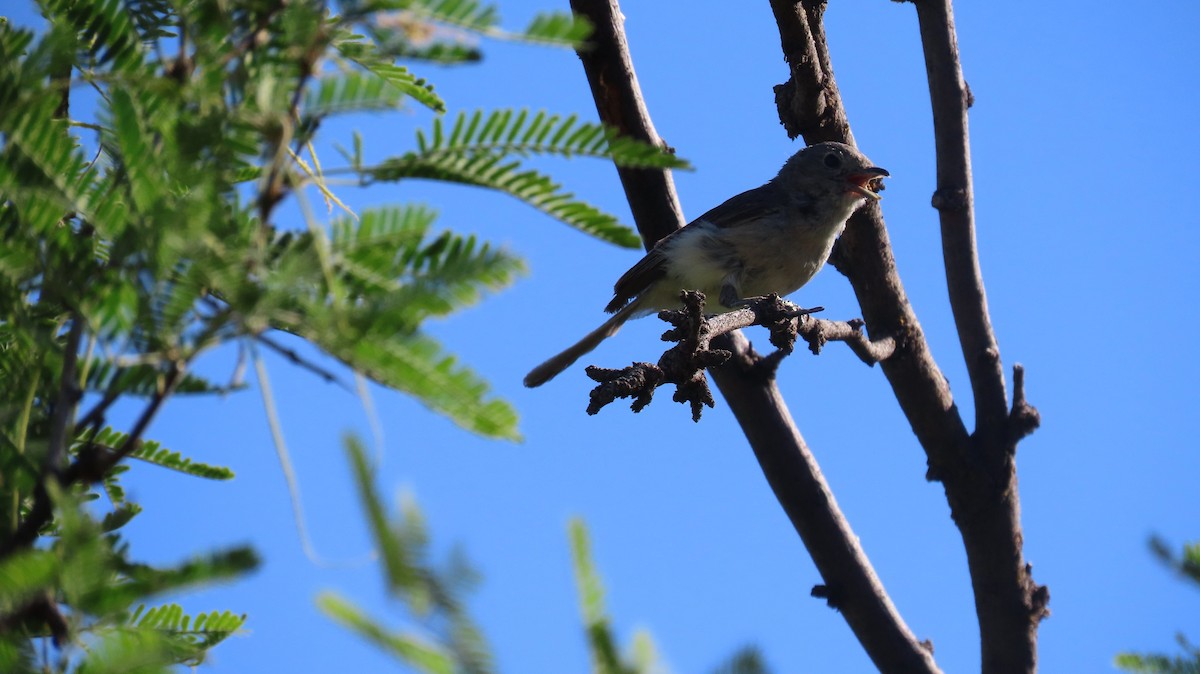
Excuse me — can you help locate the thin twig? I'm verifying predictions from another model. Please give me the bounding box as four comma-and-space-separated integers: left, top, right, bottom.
252, 347, 323, 565
44, 317, 85, 477
256, 332, 352, 391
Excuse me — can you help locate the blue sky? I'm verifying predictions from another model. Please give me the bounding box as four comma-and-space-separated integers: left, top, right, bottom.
9, 0, 1200, 672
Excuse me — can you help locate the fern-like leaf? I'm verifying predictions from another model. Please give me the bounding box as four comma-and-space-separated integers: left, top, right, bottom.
379, 0, 500, 34
79, 427, 234, 480
42, 0, 148, 72
318, 592, 455, 674
367, 153, 641, 248
416, 109, 690, 169
331, 206, 525, 321
569, 518, 626, 674
304, 70, 406, 117
323, 332, 518, 440
362, 24, 482, 64
333, 31, 445, 113
368, 1, 589, 47
518, 11, 592, 47
100, 503, 143, 532
128, 603, 247, 663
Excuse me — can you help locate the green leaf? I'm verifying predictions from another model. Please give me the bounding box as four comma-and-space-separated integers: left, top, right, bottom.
1150, 536, 1200, 586
131, 603, 247, 659
333, 32, 445, 113
93, 548, 259, 615
568, 518, 627, 674
367, 1, 589, 48
318, 591, 455, 674
108, 88, 165, 213
417, 109, 690, 169
362, 24, 482, 64
85, 359, 238, 398
101, 503, 143, 532
1114, 650, 1200, 674
344, 436, 417, 594
367, 152, 640, 248
304, 70, 406, 117
329, 206, 526, 321
376, 0, 500, 34
328, 333, 519, 440
43, 0, 148, 73
72, 628, 179, 674
77, 427, 235, 480
519, 11, 592, 47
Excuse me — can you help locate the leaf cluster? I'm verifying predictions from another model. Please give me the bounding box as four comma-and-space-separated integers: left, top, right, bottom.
327, 438, 772, 674
1, 0, 689, 668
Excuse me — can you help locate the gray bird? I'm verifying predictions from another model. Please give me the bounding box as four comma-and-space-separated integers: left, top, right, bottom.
524, 141, 888, 388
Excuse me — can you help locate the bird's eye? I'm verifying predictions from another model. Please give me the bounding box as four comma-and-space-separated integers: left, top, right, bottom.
823, 152, 842, 169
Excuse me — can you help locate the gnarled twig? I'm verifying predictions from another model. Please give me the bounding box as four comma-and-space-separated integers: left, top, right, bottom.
584, 291, 896, 419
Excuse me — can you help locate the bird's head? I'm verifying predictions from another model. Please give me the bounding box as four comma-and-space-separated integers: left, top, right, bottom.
779, 141, 889, 203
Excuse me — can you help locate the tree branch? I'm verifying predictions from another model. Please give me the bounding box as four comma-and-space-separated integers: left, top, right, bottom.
0, 363, 187, 561
584, 292, 896, 418
570, 0, 685, 247
569, 1, 939, 670
911, 0, 1007, 438
256, 332, 352, 391
769, 1, 1047, 671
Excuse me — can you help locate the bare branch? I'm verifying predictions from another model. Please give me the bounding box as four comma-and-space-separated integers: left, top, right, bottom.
769, 0, 1046, 671
568, 0, 685, 248
769, 0, 854, 143
1008, 364, 1040, 441
256, 332, 353, 392
569, 1, 940, 671
911, 0, 1008, 437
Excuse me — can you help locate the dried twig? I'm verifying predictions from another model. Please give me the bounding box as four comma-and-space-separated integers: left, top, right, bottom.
1009, 364, 1040, 441
584, 291, 897, 418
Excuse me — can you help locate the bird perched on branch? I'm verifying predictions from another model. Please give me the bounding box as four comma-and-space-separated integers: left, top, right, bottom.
524, 141, 888, 388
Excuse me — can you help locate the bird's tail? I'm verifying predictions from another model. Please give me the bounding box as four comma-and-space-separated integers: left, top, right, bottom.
523, 300, 642, 388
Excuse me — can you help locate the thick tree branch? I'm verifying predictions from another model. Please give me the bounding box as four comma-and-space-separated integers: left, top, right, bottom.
570, 1, 684, 246
569, 1, 939, 671
769, 1, 1046, 672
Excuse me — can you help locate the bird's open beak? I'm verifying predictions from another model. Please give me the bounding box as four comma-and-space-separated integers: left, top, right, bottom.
846, 167, 890, 200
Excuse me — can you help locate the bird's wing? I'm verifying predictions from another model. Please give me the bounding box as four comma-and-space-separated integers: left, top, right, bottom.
605, 232, 675, 313
692, 182, 785, 230
604, 184, 783, 313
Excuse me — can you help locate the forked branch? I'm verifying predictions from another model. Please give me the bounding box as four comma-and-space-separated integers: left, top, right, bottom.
770, 0, 1045, 671
569, 1, 941, 671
